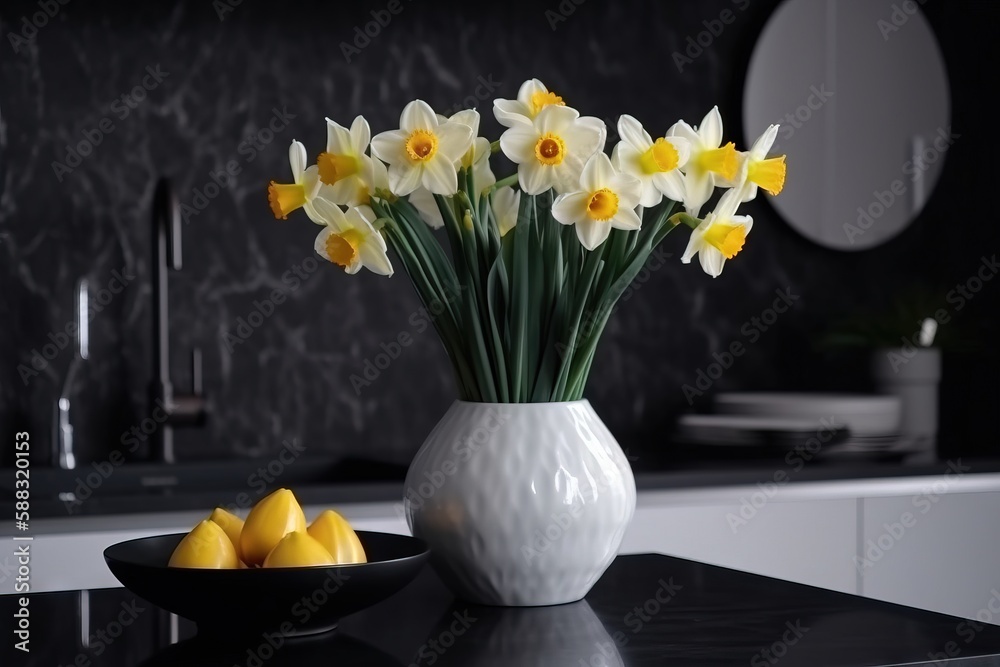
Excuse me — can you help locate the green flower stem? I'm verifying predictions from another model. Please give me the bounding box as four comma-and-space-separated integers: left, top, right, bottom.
376, 199, 462, 327
488, 174, 519, 193
382, 222, 478, 398
668, 211, 700, 230
456, 187, 490, 280
484, 192, 502, 258
529, 198, 566, 402
432, 194, 495, 401
652, 216, 680, 247
459, 208, 501, 403
565, 212, 682, 399
565, 304, 610, 399
552, 246, 603, 400
373, 202, 451, 311
460, 170, 506, 403
379, 198, 482, 400
485, 253, 510, 403
540, 191, 561, 313
593, 229, 628, 306
509, 195, 535, 401
460, 267, 498, 402
523, 196, 546, 398
371, 187, 689, 403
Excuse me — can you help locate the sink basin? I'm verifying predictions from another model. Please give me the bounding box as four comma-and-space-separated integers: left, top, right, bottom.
0, 456, 407, 518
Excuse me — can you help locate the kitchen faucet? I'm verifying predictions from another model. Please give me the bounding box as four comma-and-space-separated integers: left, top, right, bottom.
150, 177, 208, 463
52, 278, 89, 469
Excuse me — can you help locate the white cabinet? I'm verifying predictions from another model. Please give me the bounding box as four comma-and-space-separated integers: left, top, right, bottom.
621, 491, 858, 594
619, 478, 1000, 620
859, 492, 1000, 621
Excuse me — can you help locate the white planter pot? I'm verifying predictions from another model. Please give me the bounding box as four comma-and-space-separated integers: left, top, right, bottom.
872, 347, 941, 460
403, 400, 636, 606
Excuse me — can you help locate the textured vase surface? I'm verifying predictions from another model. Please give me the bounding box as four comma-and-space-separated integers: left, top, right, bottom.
403, 400, 636, 606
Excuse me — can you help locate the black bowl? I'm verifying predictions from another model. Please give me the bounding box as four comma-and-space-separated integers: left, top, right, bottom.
104, 531, 428, 637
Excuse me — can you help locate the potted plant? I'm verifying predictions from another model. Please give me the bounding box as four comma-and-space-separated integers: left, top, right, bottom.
825, 293, 964, 461
267, 78, 786, 605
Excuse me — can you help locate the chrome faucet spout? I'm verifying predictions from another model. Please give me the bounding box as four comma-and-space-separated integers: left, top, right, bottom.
149, 177, 207, 464
52, 278, 88, 470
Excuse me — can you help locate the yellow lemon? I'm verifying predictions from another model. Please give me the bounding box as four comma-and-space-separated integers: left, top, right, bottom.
262, 531, 336, 568
239, 488, 307, 566
209, 507, 244, 560
168, 520, 239, 569
307, 509, 367, 564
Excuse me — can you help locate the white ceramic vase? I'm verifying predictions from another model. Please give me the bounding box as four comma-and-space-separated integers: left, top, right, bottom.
403, 400, 636, 606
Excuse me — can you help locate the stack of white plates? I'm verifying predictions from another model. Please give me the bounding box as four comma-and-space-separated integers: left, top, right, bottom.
713, 393, 903, 455
676, 413, 850, 449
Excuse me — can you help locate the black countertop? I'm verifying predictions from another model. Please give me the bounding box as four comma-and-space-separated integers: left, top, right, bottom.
5, 553, 1000, 666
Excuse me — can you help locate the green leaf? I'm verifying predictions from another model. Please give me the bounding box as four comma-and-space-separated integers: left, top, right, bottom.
552, 245, 602, 401
509, 194, 533, 402
486, 255, 510, 402
380, 218, 478, 398
369, 193, 686, 403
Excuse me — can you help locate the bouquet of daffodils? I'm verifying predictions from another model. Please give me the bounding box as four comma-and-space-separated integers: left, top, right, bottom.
268, 79, 786, 402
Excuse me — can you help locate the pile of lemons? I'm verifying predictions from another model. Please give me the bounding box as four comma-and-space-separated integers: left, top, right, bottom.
168, 488, 366, 569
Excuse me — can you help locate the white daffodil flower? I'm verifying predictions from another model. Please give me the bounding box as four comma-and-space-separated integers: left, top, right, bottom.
492, 186, 521, 237
267, 140, 324, 222
371, 100, 474, 197
552, 152, 642, 251
316, 116, 387, 207
668, 106, 740, 217
680, 188, 753, 278
493, 78, 567, 128
450, 109, 496, 190
499, 104, 606, 196
408, 187, 444, 229
612, 114, 690, 208
312, 200, 393, 276
407, 109, 496, 230
734, 124, 786, 202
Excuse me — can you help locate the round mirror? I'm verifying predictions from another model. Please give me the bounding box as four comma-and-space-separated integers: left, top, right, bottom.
743, 0, 950, 250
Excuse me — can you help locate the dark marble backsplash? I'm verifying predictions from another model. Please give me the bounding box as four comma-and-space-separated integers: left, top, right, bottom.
1, 0, 997, 468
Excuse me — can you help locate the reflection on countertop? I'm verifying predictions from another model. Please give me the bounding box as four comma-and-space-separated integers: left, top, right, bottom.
4, 554, 1000, 666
